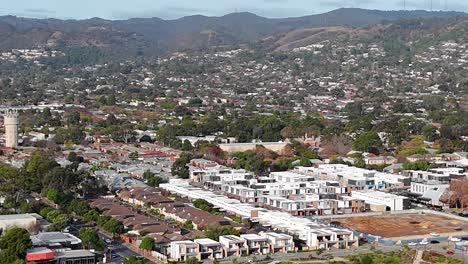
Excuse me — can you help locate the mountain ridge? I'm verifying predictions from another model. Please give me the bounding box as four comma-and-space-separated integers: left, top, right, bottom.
0, 8, 466, 57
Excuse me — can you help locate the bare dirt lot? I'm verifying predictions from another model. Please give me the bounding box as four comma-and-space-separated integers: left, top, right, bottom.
331, 213, 468, 238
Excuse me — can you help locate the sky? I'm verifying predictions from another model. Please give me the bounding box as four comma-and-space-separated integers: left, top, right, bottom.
3, 0, 468, 20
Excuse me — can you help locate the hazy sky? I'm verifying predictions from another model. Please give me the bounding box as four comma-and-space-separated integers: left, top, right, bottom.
4, 0, 467, 20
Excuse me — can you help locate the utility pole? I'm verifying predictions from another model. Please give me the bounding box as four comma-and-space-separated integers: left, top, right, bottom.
404, 0, 406, 10
430, 0, 433, 11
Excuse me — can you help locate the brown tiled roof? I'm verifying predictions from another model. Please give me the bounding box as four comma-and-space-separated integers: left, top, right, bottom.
104, 204, 136, 218
120, 187, 175, 205
157, 202, 241, 229
90, 198, 180, 235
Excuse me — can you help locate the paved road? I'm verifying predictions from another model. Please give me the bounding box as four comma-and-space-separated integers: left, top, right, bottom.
220, 243, 467, 264
33, 193, 146, 264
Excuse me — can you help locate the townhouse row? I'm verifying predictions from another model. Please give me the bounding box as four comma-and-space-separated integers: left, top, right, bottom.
160, 180, 359, 250
170, 232, 294, 262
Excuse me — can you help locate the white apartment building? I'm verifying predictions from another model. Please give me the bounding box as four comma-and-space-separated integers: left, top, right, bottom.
190, 166, 253, 183
240, 234, 270, 255
410, 181, 449, 206
297, 164, 410, 189
306, 227, 357, 250
161, 180, 359, 250
259, 232, 294, 253
170, 240, 199, 262
351, 190, 407, 211
219, 235, 247, 257
194, 238, 223, 260
404, 168, 467, 184
270, 171, 314, 183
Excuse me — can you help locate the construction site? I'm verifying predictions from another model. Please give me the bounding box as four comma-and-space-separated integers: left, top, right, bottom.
325, 211, 468, 239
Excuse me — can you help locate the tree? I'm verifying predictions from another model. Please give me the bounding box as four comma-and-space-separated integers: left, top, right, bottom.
147, 176, 166, 188
186, 257, 200, 264
79, 228, 105, 251
316, 248, 325, 258
181, 140, 193, 151
139, 237, 155, 251
124, 256, 150, 264
129, 151, 139, 160
352, 131, 382, 154
83, 209, 100, 222
107, 94, 116, 106
204, 227, 240, 240
142, 170, 155, 180
298, 157, 312, 167
183, 220, 194, 230
139, 135, 153, 143
0, 227, 32, 262
403, 161, 430, 171
422, 125, 438, 142
193, 199, 215, 213
103, 219, 124, 236
171, 152, 192, 179
69, 200, 91, 216
67, 112, 81, 126
187, 97, 203, 107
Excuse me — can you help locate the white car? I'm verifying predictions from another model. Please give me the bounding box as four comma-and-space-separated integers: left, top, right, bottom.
450, 237, 461, 242
408, 242, 417, 246
430, 232, 440, 237
420, 239, 429, 245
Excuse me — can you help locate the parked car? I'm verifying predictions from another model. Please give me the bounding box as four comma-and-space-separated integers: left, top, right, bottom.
408, 242, 417, 246
447, 250, 455, 255
450, 237, 461, 242
420, 239, 429, 245
430, 232, 440, 237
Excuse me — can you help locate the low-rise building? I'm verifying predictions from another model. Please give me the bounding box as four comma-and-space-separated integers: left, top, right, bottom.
260, 232, 294, 253
170, 240, 199, 262
194, 238, 223, 260
0, 214, 39, 233
219, 235, 248, 257
240, 234, 270, 255
351, 190, 408, 211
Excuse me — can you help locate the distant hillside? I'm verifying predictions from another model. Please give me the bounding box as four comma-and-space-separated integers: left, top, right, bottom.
0, 8, 466, 58
264, 17, 468, 52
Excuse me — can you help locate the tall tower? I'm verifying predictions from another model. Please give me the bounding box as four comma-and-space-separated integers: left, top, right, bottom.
4, 109, 19, 148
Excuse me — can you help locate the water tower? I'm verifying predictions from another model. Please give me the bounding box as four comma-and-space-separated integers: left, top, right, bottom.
3, 109, 19, 148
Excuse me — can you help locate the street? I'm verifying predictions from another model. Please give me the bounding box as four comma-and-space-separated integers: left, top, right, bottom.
219, 243, 468, 264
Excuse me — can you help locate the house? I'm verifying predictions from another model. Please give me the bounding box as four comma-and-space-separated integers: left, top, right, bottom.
306, 227, 357, 250
170, 240, 199, 262
365, 156, 397, 166
410, 181, 450, 207
259, 232, 294, 253
0, 214, 39, 233
194, 238, 223, 260
31, 232, 82, 250
351, 190, 408, 211
26, 248, 96, 264
219, 235, 248, 257
240, 234, 270, 255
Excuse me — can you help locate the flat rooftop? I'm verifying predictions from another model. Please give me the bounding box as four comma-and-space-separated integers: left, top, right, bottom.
194, 238, 221, 246
0, 214, 37, 220
32, 232, 81, 245
220, 235, 245, 242
352, 190, 407, 199
241, 234, 267, 241
55, 250, 95, 258
331, 213, 468, 239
